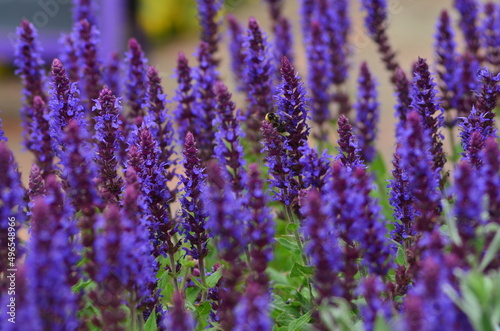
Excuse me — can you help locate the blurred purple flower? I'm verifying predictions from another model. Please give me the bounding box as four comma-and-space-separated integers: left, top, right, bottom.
125, 38, 148, 124
233, 281, 272, 331
72, 0, 97, 25
481, 137, 500, 225
227, 15, 246, 91
454, 52, 479, 119
454, 0, 481, 58
196, 0, 223, 64
162, 292, 195, 331
174, 52, 196, 146
358, 276, 392, 331
58, 33, 79, 82
28, 164, 46, 201
273, 17, 294, 67
483, 3, 500, 70
104, 51, 122, 97
31, 96, 54, 176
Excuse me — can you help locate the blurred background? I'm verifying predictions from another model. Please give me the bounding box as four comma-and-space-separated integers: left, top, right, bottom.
0, 0, 455, 183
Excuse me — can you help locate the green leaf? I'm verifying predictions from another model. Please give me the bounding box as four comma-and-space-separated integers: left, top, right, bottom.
73, 279, 93, 292
186, 287, 202, 307
273, 326, 288, 331
287, 311, 312, 331
373, 314, 392, 331
479, 226, 500, 272
286, 223, 299, 233
394, 240, 406, 266
144, 311, 158, 331
190, 276, 207, 291
268, 267, 290, 285
195, 301, 212, 320
290, 263, 314, 278
206, 267, 223, 288
276, 311, 295, 326
276, 237, 301, 255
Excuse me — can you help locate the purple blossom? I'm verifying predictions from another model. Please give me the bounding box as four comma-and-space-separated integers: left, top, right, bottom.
358, 276, 392, 331
196, 0, 223, 64
0, 143, 27, 291
398, 110, 441, 233
104, 51, 122, 97
301, 189, 343, 304
125, 38, 148, 124
0, 117, 6, 142
233, 281, 272, 331
93, 88, 124, 203
459, 106, 496, 168
162, 292, 196, 331
355, 62, 379, 164
483, 2, 500, 70
31, 96, 54, 176
14, 20, 47, 149
307, 20, 331, 129
336, 115, 363, 169
454, 0, 481, 58
243, 17, 274, 145
174, 52, 196, 146
299, 0, 315, 40
410, 57, 446, 173
28, 164, 46, 200
299, 146, 331, 191
58, 33, 79, 82
245, 164, 274, 288
227, 15, 246, 91
146, 66, 176, 172
75, 19, 102, 112
213, 81, 246, 193
72, 0, 97, 25
434, 10, 458, 113
179, 132, 209, 260
453, 52, 479, 119
273, 17, 294, 67
27, 195, 81, 330
481, 138, 500, 225
475, 67, 500, 127
394, 67, 412, 126
192, 41, 218, 161
263, 0, 283, 22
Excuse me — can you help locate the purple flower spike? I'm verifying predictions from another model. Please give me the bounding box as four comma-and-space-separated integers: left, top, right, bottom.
233, 281, 272, 331
453, 161, 484, 256
301, 189, 343, 305
394, 67, 412, 126
277, 57, 310, 173
475, 68, 500, 126
162, 292, 195, 331
14, 20, 47, 149
398, 111, 441, 233
28, 164, 46, 199
454, 52, 479, 119
192, 42, 219, 161
336, 115, 362, 169
434, 10, 458, 114
355, 62, 380, 164
227, 15, 246, 91
214, 81, 246, 193
28, 197, 81, 330
146, 66, 176, 171
263, 0, 283, 22
174, 52, 196, 146
360, 0, 399, 82
483, 3, 500, 70
196, 0, 223, 64
245, 164, 274, 288
481, 138, 500, 224
49, 58, 86, 154
59, 33, 79, 82
0, 143, 27, 286
0, 117, 6, 142
358, 276, 392, 331
104, 52, 122, 97
125, 38, 148, 124
273, 17, 294, 67
454, 0, 481, 58
243, 17, 274, 145
93, 88, 124, 204
31, 96, 54, 176
180, 132, 209, 261
307, 20, 331, 129
75, 19, 102, 111
410, 57, 446, 173
299, 0, 315, 39
299, 146, 331, 191
72, 0, 97, 25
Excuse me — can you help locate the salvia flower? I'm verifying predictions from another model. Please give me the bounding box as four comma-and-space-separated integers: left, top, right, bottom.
104, 51, 122, 97
179, 132, 209, 261
233, 281, 272, 331
213, 81, 246, 193
0, 117, 6, 142
410, 57, 446, 173
75, 19, 103, 112
454, 0, 481, 58
196, 0, 223, 64
72, 0, 97, 25
146, 66, 176, 171
301, 189, 343, 304
299, 0, 315, 40
358, 276, 392, 331
336, 115, 363, 169
273, 17, 294, 67
483, 2, 500, 70
174, 52, 197, 146
393, 67, 412, 127
398, 110, 441, 233
31, 96, 54, 176
453, 52, 479, 119
459, 106, 496, 168
475, 67, 500, 127
162, 292, 196, 331
434, 10, 458, 113
93, 87, 124, 204
27, 196, 80, 330
243, 17, 274, 144
28, 163, 46, 200
227, 15, 246, 91
14, 20, 47, 149
299, 146, 331, 191
192, 41, 218, 161
481, 137, 500, 225
58, 33, 79, 82
355, 62, 380, 164
125, 38, 148, 124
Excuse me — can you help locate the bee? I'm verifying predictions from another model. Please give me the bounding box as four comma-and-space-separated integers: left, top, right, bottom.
265, 112, 287, 133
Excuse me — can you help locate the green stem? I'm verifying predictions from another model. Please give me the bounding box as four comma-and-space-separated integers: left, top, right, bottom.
128, 291, 137, 331
199, 254, 208, 302
448, 126, 457, 165
169, 253, 180, 293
